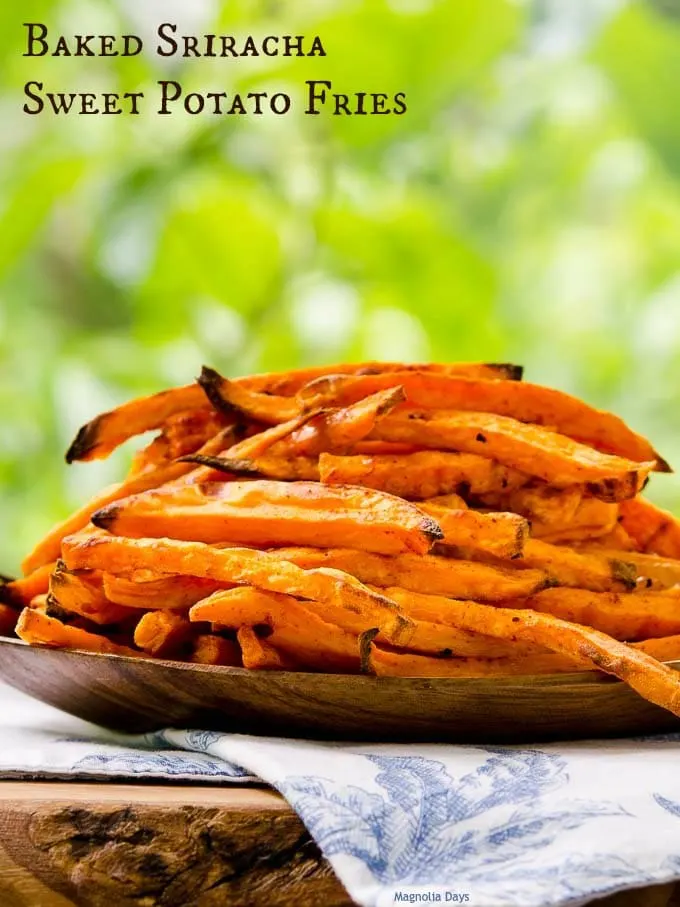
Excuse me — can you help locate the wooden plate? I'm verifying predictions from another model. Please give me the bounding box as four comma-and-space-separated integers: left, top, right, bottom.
1, 636, 679, 742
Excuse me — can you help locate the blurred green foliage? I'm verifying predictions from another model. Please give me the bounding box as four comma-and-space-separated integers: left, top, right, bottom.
2, 0, 680, 574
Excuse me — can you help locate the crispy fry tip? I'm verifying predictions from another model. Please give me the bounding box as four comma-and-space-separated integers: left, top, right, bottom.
197, 366, 240, 418
179, 454, 261, 475
359, 627, 380, 674
655, 452, 674, 474
90, 506, 118, 531
485, 362, 524, 381
421, 515, 445, 542
65, 417, 101, 463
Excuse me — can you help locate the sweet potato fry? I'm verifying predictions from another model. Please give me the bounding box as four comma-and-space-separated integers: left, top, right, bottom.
66, 384, 212, 463
319, 451, 528, 500
511, 539, 637, 593
103, 573, 224, 610
528, 497, 620, 543
369, 409, 655, 498
133, 611, 194, 658
298, 373, 668, 469
49, 564, 133, 625
191, 634, 241, 666
177, 410, 326, 489
193, 588, 362, 671
199, 366, 298, 424
372, 590, 680, 714
271, 547, 549, 602
62, 533, 410, 643
478, 484, 583, 526
246, 361, 523, 395
632, 636, 680, 662
420, 504, 528, 559
0, 562, 56, 607
236, 626, 298, 670
513, 587, 680, 640
421, 493, 468, 509
182, 454, 320, 482
574, 525, 638, 552
22, 426, 239, 575
0, 603, 18, 636
91, 480, 443, 557
581, 550, 680, 591
127, 409, 228, 478
15, 607, 140, 657
289, 387, 406, 454
619, 498, 680, 558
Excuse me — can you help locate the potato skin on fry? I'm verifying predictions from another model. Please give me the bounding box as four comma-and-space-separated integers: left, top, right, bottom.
91, 480, 443, 557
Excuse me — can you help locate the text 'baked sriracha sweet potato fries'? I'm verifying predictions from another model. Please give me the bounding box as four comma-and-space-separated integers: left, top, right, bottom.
6, 359, 680, 718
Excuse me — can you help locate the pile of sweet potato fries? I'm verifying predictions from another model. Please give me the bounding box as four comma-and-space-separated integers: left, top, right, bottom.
4, 360, 680, 716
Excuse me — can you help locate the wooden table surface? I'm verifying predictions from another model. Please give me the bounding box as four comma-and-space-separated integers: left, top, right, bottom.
0, 781, 678, 907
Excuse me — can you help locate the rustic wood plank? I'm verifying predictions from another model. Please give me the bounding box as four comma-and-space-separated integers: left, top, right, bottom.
0, 781, 678, 906
0, 782, 352, 906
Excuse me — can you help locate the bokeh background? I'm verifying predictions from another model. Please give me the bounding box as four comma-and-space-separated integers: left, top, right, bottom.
1, 0, 680, 574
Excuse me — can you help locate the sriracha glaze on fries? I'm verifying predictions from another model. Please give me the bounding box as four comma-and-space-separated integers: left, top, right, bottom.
5, 360, 680, 719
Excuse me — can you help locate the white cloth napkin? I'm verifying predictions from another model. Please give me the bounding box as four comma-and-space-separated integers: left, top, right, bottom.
2, 682, 680, 907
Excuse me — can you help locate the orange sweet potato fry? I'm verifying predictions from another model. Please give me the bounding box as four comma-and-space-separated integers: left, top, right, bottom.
49, 564, 133, 625
319, 451, 528, 500
193, 588, 362, 671
199, 367, 298, 424
619, 498, 680, 558
512, 587, 680, 640
298, 373, 668, 470
133, 610, 194, 657
183, 454, 320, 482
22, 426, 239, 575
66, 384, 211, 463
91, 480, 443, 557
103, 573, 224, 610
633, 636, 680, 662
509, 539, 637, 593
0, 603, 18, 636
584, 550, 680, 591
369, 409, 655, 499
246, 361, 523, 395
128, 408, 228, 478
236, 626, 298, 670
15, 607, 140, 657
62, 533, 410, 643
0, 562, 56, 607
371, 590, 680, 715
191, 634, 242, 666
271, 547, 549, 602
420, 504, 528, 559
528, 497, 620, 543
478, 484, 583, 526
